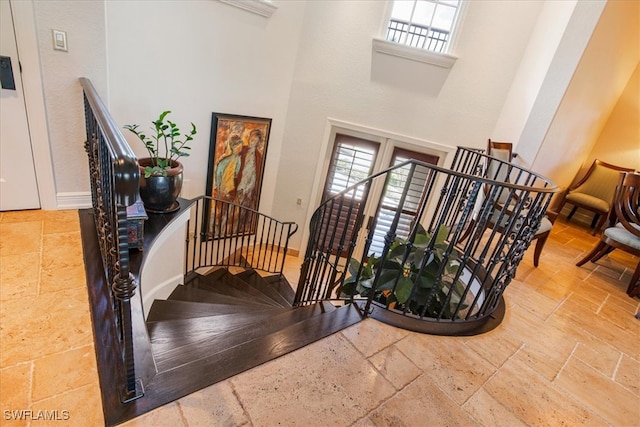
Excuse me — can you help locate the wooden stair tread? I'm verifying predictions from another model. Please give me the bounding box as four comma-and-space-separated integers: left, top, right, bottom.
153, 301, 337, 370
147, 306, 290, 350
235, 269, 292, 307
145, 303, 363, 401
190, 270, 285, 307
186, 274, 281, 307
168, 284, 270, 307
147, 299, 281, 322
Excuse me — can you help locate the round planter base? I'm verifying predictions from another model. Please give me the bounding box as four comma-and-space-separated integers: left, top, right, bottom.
144, 201, 180, 214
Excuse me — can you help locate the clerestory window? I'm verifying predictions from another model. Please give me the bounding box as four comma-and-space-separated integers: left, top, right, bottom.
385, 0, 463, 54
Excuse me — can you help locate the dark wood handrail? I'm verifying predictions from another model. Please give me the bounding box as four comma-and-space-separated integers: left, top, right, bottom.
79, 77, 139, 206
80, 77, 143, 403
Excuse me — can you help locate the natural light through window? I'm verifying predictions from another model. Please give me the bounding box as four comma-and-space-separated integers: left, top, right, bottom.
386, 0, 462, 53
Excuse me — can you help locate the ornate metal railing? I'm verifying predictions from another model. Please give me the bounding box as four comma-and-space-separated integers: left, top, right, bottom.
80, 78, 143, 402
296, 146, 558, 335
184, 196, 298, 276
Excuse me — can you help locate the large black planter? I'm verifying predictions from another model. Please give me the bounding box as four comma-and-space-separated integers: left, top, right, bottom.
138, 158, 183, 213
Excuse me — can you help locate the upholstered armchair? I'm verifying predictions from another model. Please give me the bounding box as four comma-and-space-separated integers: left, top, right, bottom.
556, 159, 635, 235
576, 172, 640, 297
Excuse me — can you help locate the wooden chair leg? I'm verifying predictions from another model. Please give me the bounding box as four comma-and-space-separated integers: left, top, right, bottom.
576, 240, 609, 266
591, 245, 615, 263
532, 232, 549, 267
627, 262, 640, 297
592, 213, 608, 236
567, 206, 578, 220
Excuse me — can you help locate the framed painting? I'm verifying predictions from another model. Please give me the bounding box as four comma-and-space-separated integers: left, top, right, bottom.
205, 113, 271, 238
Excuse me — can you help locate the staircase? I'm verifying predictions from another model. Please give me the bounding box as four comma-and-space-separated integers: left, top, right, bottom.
145, 267, 363, 377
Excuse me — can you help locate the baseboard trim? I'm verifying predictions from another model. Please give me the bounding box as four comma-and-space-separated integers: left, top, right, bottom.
57, 192, 92, 209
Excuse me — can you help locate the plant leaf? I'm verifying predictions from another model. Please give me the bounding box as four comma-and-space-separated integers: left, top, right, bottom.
395, 277, 414, 304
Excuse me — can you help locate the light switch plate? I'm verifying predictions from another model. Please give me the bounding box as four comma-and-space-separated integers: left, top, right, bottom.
52, 29, 67, 52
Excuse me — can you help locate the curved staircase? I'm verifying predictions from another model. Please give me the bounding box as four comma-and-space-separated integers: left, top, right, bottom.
145, 267, 363, 377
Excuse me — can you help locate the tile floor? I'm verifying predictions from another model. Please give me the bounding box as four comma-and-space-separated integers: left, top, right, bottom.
0, 209, 638, 427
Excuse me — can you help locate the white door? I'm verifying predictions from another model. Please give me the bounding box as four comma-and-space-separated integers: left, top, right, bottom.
0, 0, 40, 211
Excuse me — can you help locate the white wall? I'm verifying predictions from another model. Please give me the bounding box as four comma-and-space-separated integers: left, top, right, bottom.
105, 0, 306, 215
531, 0, 640, 195
32, 0, 107, 202
491, 0, 578, 144
586, 63, 640, 171
271, 0, 544, 250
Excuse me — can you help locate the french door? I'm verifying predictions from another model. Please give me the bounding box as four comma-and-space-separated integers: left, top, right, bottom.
320, 134, 438, 258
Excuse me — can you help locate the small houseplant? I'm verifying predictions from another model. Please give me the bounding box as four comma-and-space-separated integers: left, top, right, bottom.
124, 110, 197, 213
341, 224, 469, 319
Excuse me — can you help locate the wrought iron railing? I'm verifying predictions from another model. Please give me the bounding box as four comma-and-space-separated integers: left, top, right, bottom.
184, 196, 298, 276
296, 146, 558, 335
386, 18, 450, 52
80, 78, 143, 401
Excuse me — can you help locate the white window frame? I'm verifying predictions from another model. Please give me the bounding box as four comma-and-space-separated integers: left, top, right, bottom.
374, 0, 466, 68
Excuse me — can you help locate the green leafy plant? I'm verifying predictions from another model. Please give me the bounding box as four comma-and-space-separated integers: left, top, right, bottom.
342, 224, 469, 319
124, 110, 197, 178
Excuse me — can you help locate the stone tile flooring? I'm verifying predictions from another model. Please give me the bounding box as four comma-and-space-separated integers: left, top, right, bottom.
0, 210, 638, 426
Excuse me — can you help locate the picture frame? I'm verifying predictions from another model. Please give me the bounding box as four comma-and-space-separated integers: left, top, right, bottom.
205, 113, 271, 238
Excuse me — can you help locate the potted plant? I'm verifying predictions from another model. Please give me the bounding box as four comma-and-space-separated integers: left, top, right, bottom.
124, 110, 197, 213
341, 224, 469, 319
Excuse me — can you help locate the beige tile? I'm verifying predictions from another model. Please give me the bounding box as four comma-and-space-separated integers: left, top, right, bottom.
395, 334, 496, 405
0, 252, 40, 301
0, 288, 93, 366
598, 295, 640, 332
0, 210, 47, 223
368, 344, 421, 390
369, 374, 475, 427
340, 318, 410, 358
504, 278, 562, 320
484, 357, 608, 426
120, 403, 185, 427
41, 210, 81, 235
0, 363, 31, 413
177, 381, 249, 426
550, 302, 639, 359
32, 344, 97, 402
39, 232, 86, 294
230, 334, 395, 426
30, 382, 104, 427
0, 221, 42, 256
614, 354, 640, 396
572, 339, 623, 378
462, 388, 526, 427
502, 307, 576, 380
462, 325, 523, 369
351, 416, 376, 427
554, 355, 640, 425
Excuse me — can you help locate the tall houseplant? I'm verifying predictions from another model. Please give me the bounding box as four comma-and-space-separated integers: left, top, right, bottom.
341, 224, 469, 319
124, 110, 197, 213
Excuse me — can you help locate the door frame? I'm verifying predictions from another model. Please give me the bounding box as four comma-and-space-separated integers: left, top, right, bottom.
300, 117, 454, 258
9, 0, 56, 209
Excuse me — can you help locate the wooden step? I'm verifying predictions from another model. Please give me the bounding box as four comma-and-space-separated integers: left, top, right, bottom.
194, 270, 284, 307
261, 274, 297, 305
145, 303, 364, 402
153, 302, 337, 371
146, 299, 282, 322
235, 269, 293, 307
168, 284, 269, 307
187, 273, 280, 307
147, 306, 290, 350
